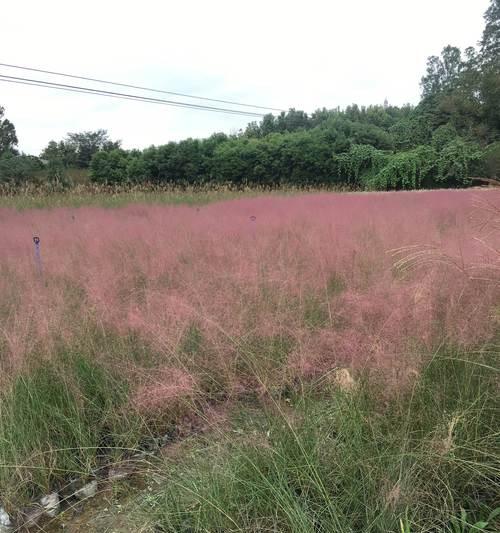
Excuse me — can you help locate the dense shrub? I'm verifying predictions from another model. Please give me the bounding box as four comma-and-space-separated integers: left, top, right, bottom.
0, 154, 43, 184
332, 144, 388, 187
85, 120, 493, 190
436, 138, 483, 186
480, 141, 500, 179
373, 146, 438, 190
90, 149, 130, 183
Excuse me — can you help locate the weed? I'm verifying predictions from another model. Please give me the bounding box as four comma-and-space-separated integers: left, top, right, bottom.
144, 347, 500, 532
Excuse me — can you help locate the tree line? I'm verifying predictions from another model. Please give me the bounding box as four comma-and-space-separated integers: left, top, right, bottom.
1, 0, 499, 190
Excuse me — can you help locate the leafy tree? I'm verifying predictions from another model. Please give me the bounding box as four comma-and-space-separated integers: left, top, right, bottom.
41, 130, 121, 170
480, 68, 500, 139
374, 146, 438, 190
478, 1, 500, 139
0, 154, 42, 184
436, 139, 482, 185
480, 141, 500, 178
276, 109, 310, 133
431, 124, 459, 151
66, 130, 121, 168
14, 1, 500, 192
480, 0, 500, 66
420, 46, 463, 98
0, 106, 18, 157
333, 144, 387, 187
89, 149, 129, 183
41, 140, 77, 168
389, 113, 431, 149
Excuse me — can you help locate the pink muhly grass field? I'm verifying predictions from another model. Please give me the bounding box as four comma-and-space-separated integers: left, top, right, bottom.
0, 189, 499, 403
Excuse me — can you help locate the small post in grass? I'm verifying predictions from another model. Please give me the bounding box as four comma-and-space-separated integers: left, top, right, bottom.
250, 215, 257, 241
33, 236, 43, 279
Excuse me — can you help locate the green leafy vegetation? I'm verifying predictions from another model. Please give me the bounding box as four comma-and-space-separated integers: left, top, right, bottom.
0, 340, 143, 506
144, 348, 500, 532
1, 1, 499, 191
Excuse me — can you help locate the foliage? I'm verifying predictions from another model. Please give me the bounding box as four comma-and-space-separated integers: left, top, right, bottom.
40, 129, 121, 172
332, 144, 387, 186
2, 1, 500, 190
0, 106, 18, 157
421, 45, 464, 98
0, 153, 43, 184
0, 343, 142, 502
373, 145, 437, 190
449, 508, 500, 533
480, 141, 500, 178
480, 0, 500, 66
90, 148, 130, 183
436, 138, 483, 186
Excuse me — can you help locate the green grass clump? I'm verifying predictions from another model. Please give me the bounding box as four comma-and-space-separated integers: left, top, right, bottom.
326, 271, 346, 297
144, 347, 499, 532
179, 323, 205, 357
235, 334, 295, 384
0, 349, 142, 505
303, 294, 330, 329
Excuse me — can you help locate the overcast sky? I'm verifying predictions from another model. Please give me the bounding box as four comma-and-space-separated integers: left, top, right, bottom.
0, 0, 490, 155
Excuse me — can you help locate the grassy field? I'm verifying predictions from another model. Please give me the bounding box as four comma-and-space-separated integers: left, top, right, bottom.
0, 188, 498, 532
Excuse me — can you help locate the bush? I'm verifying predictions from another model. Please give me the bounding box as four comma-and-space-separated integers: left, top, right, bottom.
373, 145, 438, 190
480, 141, 500, 179
89, 149, 129, 183
436, 138, 483, 186
0, 154, 43, 184
81, 123, 489, 190
332, 144, 388, 187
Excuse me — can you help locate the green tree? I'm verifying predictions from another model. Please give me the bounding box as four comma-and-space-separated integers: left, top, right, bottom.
0, 154, 42, 184
436, 139, 482, 185
66, 130, 121, 168
41, 140, 77, 167
478, 1, 500, 140
42, 130, 121, 170
0, 106, 18, 157
431, 124, 458, 151
333, 144, 387, 187
89, 149, 129, 183
480, 141, 500, 178
26, 1, 500, 192
480, 0, 500, 66
375, 146, 438, 190
420, 46, 463, 97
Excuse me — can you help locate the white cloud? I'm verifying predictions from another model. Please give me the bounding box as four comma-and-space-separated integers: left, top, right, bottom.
0, 0, 490, 154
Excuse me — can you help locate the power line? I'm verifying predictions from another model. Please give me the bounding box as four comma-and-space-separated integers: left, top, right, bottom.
0, 62, 284, 113
0, 77, 263, 116
0, 74, 266, 118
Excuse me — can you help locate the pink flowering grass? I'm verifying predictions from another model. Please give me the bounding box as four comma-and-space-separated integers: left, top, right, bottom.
0, 188, 499, 506
1, 189, 498, 398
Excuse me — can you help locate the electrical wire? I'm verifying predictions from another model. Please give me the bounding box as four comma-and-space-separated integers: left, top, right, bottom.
0, 74, 266, 117
0, 62, 284, 113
